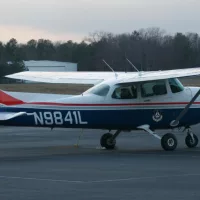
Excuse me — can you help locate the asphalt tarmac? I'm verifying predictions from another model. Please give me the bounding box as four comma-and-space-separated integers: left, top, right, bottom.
0, 126, 200, 200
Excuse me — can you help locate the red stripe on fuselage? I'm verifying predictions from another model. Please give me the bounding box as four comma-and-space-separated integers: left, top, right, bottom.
24, 102, 200, 106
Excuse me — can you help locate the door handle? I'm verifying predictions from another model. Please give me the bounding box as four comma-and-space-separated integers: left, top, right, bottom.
144, 99, 151, 102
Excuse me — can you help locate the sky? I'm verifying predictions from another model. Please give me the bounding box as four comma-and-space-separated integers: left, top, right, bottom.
0, 0, 200, 43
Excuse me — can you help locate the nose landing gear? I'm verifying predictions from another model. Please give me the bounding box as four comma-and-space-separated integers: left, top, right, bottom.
185, 128, 198, 148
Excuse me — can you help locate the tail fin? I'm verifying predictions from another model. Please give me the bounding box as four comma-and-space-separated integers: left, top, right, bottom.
0, 90, 24, 106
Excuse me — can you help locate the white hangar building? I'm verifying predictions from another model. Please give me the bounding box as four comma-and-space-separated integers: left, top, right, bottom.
23, 60, 77, 72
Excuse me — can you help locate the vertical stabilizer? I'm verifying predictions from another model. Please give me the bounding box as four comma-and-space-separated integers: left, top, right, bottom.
0, 90, 24, 106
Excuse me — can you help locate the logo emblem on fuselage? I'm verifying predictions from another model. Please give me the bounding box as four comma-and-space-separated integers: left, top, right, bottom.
152, 110, 163, 122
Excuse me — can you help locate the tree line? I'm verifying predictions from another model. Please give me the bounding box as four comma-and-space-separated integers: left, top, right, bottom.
1, 27, 200, 81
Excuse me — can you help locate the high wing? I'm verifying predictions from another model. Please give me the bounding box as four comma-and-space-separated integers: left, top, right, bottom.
6, 71, 134, 84
119, 67, 200, 83
5, 67, 200, 84
0, 112, 27, 121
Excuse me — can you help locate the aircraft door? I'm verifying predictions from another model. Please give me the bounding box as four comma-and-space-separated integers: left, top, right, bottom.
139, 80, 170, 125
140, 80, 168, 103
111, 83, 139, 104
107, 83, 142, 127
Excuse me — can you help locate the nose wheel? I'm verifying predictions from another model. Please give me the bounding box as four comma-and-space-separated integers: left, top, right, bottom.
185, 132, 198, 148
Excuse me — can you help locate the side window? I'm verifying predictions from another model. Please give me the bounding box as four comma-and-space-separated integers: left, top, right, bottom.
88, 84, 110, 96
141, 80, 167, 97
112, 85, 137, 99
169, 78, 184, 93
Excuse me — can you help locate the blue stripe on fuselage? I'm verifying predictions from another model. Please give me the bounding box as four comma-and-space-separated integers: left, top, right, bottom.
0, 106, 199, 130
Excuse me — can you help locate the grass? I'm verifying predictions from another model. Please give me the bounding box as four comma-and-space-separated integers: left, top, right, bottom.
0, 83, 92, 94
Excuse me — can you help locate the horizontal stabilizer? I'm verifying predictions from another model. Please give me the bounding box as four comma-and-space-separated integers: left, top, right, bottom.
0, 112, 27, 121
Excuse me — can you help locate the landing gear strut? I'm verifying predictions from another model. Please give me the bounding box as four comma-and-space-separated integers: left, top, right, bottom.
138, 125, 178, 151
100, 130, 121, 149
185, 128, 198, 148
100, 126, 199, 151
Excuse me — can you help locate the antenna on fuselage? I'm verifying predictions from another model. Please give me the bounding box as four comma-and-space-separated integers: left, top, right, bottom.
126, 58, 139, 72
126, 58, 142, 76
102, 59, 118, 78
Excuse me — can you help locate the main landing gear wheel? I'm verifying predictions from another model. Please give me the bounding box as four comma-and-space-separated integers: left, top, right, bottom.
185, 134, 198, 148
100, 133, 116, 150
161, 133, 178, 151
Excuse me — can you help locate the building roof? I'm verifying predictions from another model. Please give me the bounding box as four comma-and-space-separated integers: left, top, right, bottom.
23, 60, 77, 67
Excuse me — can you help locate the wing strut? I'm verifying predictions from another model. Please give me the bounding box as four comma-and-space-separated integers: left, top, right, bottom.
170, 89, 200, 127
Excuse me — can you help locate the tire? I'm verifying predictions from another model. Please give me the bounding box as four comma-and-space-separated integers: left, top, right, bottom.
161, 133, 177, 151
100, 133, 116, 150
185, 134, 198, 148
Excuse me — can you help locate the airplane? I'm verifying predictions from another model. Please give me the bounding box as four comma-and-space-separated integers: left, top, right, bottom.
1, 66, 200, 151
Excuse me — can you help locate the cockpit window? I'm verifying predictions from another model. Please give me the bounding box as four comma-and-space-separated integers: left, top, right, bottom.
88, 84, 110, 96
112, 84, 137, 99
169, 78, 184, 93
141, 80, 167, 97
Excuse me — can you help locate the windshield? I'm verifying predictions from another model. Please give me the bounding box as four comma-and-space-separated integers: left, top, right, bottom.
169, 78, 184, 93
